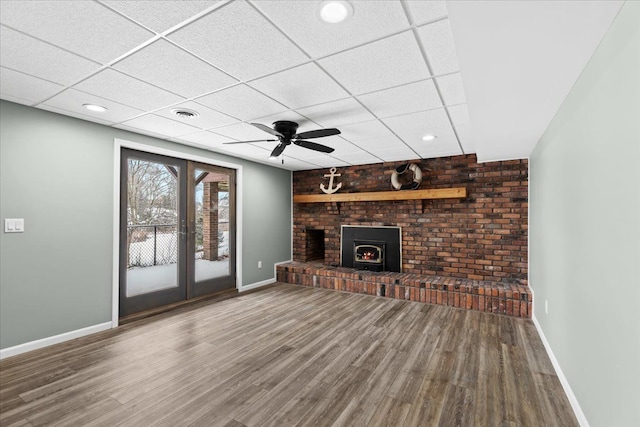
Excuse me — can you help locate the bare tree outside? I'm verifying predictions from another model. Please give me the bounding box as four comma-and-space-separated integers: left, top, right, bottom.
127, 160, 179, 267
127, 160, 178, 225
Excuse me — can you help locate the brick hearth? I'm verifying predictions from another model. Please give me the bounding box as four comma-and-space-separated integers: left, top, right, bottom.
277, 262, 532, 318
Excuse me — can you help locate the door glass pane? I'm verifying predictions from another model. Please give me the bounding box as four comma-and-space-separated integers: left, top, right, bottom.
126, 159, 180, 297
194, 169, 230, 282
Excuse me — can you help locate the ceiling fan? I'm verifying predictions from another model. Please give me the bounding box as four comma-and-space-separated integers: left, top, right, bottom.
223, 121, 340, 158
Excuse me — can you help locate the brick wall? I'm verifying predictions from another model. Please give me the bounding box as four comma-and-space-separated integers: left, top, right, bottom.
202, 182, 219, 261
293, 154, 528, 284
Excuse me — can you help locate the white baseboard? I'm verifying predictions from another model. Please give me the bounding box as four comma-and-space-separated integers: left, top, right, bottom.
0, 321, 113, 360
238, 260, 290, 293
238, 278, 276, 292
532, 315, 590, 427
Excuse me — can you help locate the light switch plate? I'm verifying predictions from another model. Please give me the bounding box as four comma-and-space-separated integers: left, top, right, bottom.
4, 218, 25, 233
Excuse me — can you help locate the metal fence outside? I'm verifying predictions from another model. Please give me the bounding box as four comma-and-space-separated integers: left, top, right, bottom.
127, 222, 230, 269
127, 224, 178, 268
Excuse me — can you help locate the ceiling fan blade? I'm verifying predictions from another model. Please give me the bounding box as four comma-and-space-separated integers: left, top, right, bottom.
251, 123, 284, 138
222, 139, 278, 144
294, 139, 335, 153
293, 128, 341, 139
270, 143, 287, 158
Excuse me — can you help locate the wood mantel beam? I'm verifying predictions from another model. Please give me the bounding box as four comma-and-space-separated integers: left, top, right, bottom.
293, 187, 466, 203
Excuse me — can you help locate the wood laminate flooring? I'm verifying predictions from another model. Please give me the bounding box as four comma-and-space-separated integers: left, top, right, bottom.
0, 283, 578, 427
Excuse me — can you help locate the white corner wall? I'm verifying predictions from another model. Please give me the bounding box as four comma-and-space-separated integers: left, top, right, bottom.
529, 2, 640, 426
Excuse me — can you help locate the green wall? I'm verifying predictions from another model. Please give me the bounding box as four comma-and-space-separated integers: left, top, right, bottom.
0, 100, 291, 349
529, 2, 640, 426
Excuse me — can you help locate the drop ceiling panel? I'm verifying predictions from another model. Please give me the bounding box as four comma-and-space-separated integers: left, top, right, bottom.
337, 120, 403, 146
155, 101, 238, 130
175, 130, 232, 148
248, 63, 349, 110
0, 26, 101, 86
358, 136, 411, 151
168, 0, 308, 81
212, 122, 276, 142
100, 0, 216, 33
115, 124, 167, 140
356, 79, 442, 119
39, 105, 116, 126
354, 136, 409, 152
0, 67, 63, 104
418, 20, 460, 75
278, 157, 318, 171
447, 104, 475, 152
367, 146, 418, 162
113, 40, 237, 98
296, 98, 375, 128
383, 108, 461, 158
216, 142, 271, 158
0, 1, 153, 64
405, 1, 449, 25
328, 138, 370, 155
253, 111, 313, 128
334, 151, 381, 166
74, 69, 184, 111
120, 114, 201, 137
42, 88, 144, 123
195, 84, 287, 121
299, 156, 349, 168
253, 1, 409, 58
436, 73, 466, 105
319, 31, 429, 95
0, 94, 31, 106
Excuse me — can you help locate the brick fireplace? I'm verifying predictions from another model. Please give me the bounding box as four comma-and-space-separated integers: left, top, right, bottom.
293, 154, 528, 284
279, 154, 530, 317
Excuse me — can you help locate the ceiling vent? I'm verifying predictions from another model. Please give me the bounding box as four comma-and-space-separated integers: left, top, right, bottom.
171, 108, 199, 119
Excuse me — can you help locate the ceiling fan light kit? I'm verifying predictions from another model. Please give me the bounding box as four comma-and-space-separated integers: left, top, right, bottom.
223, 121, 341, 159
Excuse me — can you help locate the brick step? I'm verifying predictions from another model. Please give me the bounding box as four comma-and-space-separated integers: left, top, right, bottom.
276, 262, 532, 318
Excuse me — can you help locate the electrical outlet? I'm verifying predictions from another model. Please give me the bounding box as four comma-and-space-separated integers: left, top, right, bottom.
258, 260, 262, 269
545, 300, 549, 314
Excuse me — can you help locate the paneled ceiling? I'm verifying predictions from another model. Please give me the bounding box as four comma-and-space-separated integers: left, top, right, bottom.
0, 0, 623, 170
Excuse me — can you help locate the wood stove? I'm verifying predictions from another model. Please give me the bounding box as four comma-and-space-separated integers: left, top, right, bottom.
341, 225, 401, 273
353, 240, 386, 272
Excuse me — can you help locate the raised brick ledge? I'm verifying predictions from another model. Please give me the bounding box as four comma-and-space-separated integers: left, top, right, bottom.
276, 262, 532, 318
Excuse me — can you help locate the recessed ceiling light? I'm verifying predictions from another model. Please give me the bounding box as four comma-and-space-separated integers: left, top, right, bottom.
82, 104, 108, 113
317, 0, 353, 24
422, 134, 437, 141
171, 108, 200, 119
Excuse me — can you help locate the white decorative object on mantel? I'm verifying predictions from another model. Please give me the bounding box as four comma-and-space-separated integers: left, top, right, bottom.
320, 167, 342, 194
391, 163, 422, 190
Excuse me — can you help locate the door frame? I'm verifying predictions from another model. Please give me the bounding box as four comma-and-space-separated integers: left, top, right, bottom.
112, 138, 243, 327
